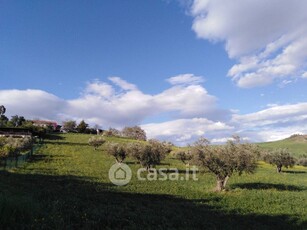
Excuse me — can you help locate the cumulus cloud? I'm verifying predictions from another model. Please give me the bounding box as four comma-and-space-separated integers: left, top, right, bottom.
1, 77, 306, 145
142, 118, 233, 145
190, 0, 307, 87
0, 75, 225, 133
0, 89, 66, 121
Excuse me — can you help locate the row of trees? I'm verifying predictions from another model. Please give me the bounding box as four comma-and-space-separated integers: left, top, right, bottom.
63, 118, 147, 141
88, 136, 171, 171
87, 134, 304, 192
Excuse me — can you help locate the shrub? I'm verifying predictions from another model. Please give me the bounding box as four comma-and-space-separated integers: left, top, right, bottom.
88, 136, 106, 150
296, 157, 307, 167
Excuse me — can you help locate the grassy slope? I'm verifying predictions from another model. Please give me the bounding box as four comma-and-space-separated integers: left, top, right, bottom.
258, 136, 307, 157
0, 133, 306, 229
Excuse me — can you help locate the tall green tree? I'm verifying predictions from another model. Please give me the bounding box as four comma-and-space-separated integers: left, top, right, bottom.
0, 105, 8, 127
9, 115, 26, 127
77, 120, 88, 133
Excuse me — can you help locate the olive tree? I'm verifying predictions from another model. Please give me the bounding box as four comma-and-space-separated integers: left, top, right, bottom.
126, 139, 170, 171
62, 120, 77, 132
175, 150, 192, 165
264, 148, 295, 173
88, 136, 106, 150
122, 126, 147, 141
106, 142, 127, 163
191, 137, 259, 192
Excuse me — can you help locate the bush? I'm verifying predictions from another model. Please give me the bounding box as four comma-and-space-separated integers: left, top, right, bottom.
88, 136, 106, 150
297, 157, 307, 167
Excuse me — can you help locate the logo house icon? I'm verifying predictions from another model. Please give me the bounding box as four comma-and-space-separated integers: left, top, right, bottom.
108, 163, 132, 186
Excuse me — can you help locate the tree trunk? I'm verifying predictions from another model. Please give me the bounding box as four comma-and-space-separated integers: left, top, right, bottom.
215, 176, 229, 192
277, 165, 282, 173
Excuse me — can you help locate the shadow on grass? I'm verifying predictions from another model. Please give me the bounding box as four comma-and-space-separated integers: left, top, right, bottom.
0, 171, 306, 229
283, 170, 306, 174
231, 182, 305, 191
43, 141, 89, 146
44, 134, 65, 140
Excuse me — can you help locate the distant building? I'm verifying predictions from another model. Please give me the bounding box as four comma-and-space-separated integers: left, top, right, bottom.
32, 120, 61, 131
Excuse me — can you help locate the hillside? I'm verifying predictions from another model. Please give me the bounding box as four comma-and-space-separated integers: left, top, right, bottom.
0, 133, 307, 229
258, 135, 307, 157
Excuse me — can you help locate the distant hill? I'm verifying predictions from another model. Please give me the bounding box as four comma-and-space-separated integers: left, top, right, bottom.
258, 134, 307, 157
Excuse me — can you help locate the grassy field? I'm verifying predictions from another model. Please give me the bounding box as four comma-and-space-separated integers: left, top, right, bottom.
258, 135, 307, 157
0, 133, 307, 229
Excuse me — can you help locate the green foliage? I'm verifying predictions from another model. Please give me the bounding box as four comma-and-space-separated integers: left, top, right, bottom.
297, 157, 307, 167
192, 137, 260, 191
8, 115, 26, 127
0, 133, 306, 229
105, 142, 127, 163
127, 139, 170, 170
0, 136, 33, 160
62, 120, 76, 132
88, 136, 105, 150
264, 148, 296, 173
175, 150, 192, 165
0, 105, 6, 115
76, 120, 88, 133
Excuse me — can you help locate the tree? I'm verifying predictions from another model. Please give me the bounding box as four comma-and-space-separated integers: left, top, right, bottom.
0, 105, 6, 115
106, 142, 127, 163
175, 150, 192, 165
191, 137, 259, 192
127, 139, 170, 170
104, 128, 121, 137
264, 149, 295, 173
0, 105, 8, 127
122, 126, 147, 141
88, 136, 105, 150
62, 120, 76, 132
77, 120, 88, 133
9, 115, 26, 127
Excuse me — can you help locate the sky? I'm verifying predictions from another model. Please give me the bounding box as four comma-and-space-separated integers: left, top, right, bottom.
1, 0, 307, 145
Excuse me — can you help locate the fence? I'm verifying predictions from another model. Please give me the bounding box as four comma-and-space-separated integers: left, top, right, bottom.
0, 143, 42, 170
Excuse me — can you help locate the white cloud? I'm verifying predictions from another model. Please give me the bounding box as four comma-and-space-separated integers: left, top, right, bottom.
1, 78, 307, 145
190, 0, 307, 87
0, 76, 223, 129
142, 118, 233, 145
166, 74, 204, 85
0, 89, 66, 121
232, 102, 307, 128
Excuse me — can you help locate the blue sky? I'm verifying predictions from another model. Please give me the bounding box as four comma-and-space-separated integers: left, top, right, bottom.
1, 0, 307, 145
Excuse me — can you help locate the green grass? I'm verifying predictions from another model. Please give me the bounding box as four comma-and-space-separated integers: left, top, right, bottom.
0, 133, 307, 229
258, 136, 307, 157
